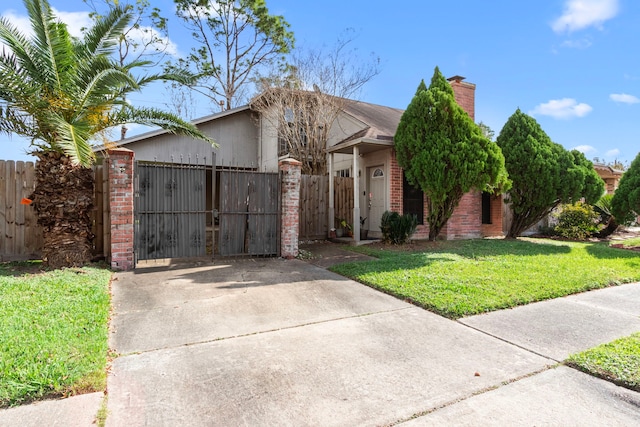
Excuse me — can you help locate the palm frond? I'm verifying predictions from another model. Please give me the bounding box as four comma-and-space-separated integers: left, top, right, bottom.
80, 5, 130, 57
0, 104, 35, 137
26, 0, 76, 91
48, 113, 96, 167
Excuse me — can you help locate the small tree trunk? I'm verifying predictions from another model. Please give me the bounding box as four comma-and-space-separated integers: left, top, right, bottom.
595, 217, 619, 238
32, 152, 95, 269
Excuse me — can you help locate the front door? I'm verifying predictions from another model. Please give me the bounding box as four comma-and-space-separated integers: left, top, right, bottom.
366, 165, 386, 237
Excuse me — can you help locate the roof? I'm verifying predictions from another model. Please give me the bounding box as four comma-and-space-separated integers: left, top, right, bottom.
93, 105, 251, 151
593, 162, 624, 177
340, 98, 404, 141
94, 90, 404, 154
326, 98, 403, 155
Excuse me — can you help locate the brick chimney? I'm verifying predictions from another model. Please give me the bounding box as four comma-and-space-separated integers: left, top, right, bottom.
447, 75, 475, 121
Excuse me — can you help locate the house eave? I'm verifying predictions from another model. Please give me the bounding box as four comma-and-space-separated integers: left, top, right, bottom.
93, 105, 252, 153
328, 137, 394, 155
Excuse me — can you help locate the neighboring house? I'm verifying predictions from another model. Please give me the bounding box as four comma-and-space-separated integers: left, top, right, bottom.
108, 75, 503, 241
592, 163, 623, 195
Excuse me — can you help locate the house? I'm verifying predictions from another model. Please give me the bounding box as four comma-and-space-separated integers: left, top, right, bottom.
109, 75, 503, 243
592, 163, 623, 195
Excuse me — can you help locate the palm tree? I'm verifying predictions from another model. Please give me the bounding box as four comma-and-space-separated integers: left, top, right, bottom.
0, 0, 215, 268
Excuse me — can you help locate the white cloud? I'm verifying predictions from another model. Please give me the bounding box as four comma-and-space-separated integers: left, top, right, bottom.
2, 10, 29, 33
1, 8, 179, 58
574, 145, 596, 154
51, 8, 92, 38
1, 8, 91, 38
609, 93, 640, 104
124, 26, 180, 58
552, 0, 619, 33
560, 38, 593, 49
605, 148, 620, 157
530, 98, 593, 119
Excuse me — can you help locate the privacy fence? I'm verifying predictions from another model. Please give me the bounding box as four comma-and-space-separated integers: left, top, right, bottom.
0, 159, 109, 262
299, 175, 353, 240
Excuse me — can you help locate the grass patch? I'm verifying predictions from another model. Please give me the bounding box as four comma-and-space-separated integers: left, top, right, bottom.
331, 238, 640, 319
0, 262, 112, 407
613, 236, 640, 248
567, 333, 640, 391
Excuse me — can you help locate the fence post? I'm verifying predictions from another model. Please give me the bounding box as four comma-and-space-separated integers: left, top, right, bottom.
108, 148, 135, 271
279, 158, 301, 259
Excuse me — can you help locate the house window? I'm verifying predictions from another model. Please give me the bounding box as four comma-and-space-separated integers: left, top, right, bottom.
278, 107, 308, 157
335, 169, 350, 177
402, 172, 424, 225
482, 192, 492, 224
372, 168, 384, 178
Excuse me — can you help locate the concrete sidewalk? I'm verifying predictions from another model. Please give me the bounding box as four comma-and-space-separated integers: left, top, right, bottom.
1, 254, 639, 426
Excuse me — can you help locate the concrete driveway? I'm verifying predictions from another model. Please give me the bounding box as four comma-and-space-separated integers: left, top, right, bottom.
105, 258, 640, 426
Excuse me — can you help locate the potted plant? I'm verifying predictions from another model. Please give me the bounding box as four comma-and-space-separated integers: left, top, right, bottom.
335, 218, 346, 237
341, 219, 353, 237
360, 216, 368, 240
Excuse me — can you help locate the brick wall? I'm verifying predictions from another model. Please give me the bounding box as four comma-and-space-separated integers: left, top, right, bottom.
108, 148, 135, 271
481, 194, 505, 237
280, 158, 301, 258
442, 191, 482, 240
389, 150, 403, 213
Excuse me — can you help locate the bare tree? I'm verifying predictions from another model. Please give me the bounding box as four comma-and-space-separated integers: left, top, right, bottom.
251, 31, 381, 175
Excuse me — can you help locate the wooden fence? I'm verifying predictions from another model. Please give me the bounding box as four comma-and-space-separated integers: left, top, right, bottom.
299, 175, 353, 239
0, 160, 42, 261
0, 159, 110, 261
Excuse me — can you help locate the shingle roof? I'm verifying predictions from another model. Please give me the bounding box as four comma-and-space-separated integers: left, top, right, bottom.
340, 98, 404, 141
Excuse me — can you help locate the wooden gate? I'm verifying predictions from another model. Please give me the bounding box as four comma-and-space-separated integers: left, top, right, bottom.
299, 175, 353, 240
134, 161, 209, 262
218, 170, 280, 256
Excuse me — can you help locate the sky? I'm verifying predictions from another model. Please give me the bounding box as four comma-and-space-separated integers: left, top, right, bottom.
1, 0, 639, 166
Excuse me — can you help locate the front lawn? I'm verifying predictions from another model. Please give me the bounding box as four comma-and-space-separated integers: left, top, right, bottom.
330, 238, 640, 319
613, 236, 640, 248
0, 262, 112, 407
567, 332, 640, 392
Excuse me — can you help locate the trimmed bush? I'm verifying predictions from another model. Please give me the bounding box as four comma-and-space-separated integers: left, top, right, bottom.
380, 211, 418, 244
554, 202, 599, 240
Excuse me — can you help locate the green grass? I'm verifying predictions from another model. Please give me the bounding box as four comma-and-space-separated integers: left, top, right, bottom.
614, 236, 640, 248
567, 333, 640, 391
330, 238, 640, 319
0, 262, 112, 407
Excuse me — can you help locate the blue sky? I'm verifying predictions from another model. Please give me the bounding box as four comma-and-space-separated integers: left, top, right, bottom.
1, 0, 638, 166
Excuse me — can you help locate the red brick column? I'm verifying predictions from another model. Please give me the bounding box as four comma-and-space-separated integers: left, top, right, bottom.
279, 158, 301, 259
108, 148, 135, 271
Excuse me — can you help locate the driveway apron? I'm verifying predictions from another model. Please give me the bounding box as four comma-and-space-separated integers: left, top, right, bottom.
105, 259, 640, 426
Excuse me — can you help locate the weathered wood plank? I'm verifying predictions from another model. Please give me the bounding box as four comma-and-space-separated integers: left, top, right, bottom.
4, 161, 16, 256
23, 161, 41, 255
14, 161, 26, 254
0, 161, 7, 256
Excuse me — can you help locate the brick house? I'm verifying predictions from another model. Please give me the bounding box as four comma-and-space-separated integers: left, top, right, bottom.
110, 75, 503, 243
327, 76, 503, 241
592, 163, 623, 195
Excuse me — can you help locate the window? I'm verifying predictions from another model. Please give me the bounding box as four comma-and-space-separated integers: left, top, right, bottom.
372, 168, 384, 178
402, 172, 424, 225
335, 169, 350, 177
278, 107, 308, 157
482, 192, 492, 224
